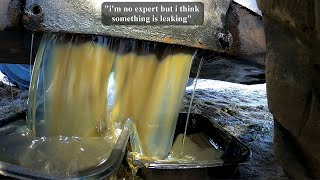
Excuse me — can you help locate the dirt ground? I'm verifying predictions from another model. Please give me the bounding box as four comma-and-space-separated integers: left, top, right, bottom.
0, 72, 287, 179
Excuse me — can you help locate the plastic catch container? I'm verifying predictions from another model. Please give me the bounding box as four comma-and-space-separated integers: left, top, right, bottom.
0, 113, 132, 180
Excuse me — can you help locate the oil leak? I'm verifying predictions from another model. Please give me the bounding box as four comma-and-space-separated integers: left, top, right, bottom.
23, 33, 195, 173
168, 133, 223, 162
181, 57, 204, 157
29, 33, 34, 78
0, 32, 226, 176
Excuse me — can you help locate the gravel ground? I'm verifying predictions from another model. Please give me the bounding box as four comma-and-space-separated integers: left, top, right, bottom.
0, 74, 28, 120
183, 79, 287, 179
0, 71, 286, 179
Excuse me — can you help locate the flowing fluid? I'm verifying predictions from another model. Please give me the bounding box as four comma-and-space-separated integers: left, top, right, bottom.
27, 33, 195, 161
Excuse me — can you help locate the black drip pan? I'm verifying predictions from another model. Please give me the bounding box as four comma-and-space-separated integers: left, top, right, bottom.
129, 113, 252, 180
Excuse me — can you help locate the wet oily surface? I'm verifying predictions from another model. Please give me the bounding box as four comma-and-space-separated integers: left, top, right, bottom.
166, 133, 223, 162
0, 124, 116, 175
127, 113, 227, 167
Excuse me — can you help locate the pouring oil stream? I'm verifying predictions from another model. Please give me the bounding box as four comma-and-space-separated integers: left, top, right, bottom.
181, 57, 204, 156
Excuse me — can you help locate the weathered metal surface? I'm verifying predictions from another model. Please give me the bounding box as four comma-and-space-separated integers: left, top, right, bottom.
22, 0, 265, 61
0, 0, 22, 31
0, 0, 13, 31
226, 2, 266, 66
0, 0, 266, 84
23, 0, 232, 53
